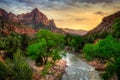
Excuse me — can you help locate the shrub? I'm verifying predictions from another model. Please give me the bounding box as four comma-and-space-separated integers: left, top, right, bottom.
0, 62, 12, 80
11, 52, 33, 80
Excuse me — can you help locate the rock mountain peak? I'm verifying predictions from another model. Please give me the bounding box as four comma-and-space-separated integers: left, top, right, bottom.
32, 8, 39, 12
0, 8, 65, 35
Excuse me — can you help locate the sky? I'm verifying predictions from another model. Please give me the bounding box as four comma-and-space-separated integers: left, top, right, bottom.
0, 0, 120, 31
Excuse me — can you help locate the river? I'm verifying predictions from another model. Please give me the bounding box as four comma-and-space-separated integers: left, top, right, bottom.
61, 53, 101, 80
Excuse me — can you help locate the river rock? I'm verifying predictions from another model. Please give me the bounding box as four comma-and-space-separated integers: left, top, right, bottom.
88, 61, 105, 71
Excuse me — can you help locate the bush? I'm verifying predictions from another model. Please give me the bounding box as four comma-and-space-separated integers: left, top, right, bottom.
1, 50, 33, 80
41, 61, 52, 76
11, 52, 33, 80
0, 62, 12, 80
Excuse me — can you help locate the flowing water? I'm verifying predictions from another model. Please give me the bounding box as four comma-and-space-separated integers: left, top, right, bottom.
61, 53, 101, 80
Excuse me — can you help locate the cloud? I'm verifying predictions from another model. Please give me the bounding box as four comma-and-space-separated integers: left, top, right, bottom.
78, 0, 114, 3
75, 18, 86, 21
0, 0, 120, 30
94, 11, 105, 15
0, 0, 119, 12
1, 0, 115, 10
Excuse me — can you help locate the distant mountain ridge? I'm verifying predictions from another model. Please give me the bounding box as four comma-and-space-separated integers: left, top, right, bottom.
0, 8, 65, 34
62, 28, 88, 36
0, 8, 87, 35
0, 8, 57, 30
87, 11, 120, 35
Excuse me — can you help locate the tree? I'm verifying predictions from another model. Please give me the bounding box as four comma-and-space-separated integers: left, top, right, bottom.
83, 35, 120, 80
19, 34, 30, 52
5, 32, 21, 58
27, 41, 46, 66
85, 34, 95, 43
64, 33, 72, 46
0, 31, 30, 58
27, 29, 65, 66
69, 35, 84, 52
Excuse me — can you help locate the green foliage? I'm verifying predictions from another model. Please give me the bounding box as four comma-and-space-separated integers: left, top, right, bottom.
65, 34, 85, 52
102, 63, 115, 80
19, 34, 30, 52
70, 35, 84, 51
102, 58, 120, 80
11, 51, 33, 80
0, 32, 21, 58
98, 31, 109, 39
0, 62, 12, 80
113, 57, 120, 79
27, 41, 46, 65
84, 31, 109, 44
41, 61, 52, 76
52, 49, 62, 61
84, 34, 96, 43
27, 29, 65, 65
0, 50, 33, 80
83, 43, 97, 61
83, 35, 120, 80
0, 32, 30, 58
83, 35, 120, 60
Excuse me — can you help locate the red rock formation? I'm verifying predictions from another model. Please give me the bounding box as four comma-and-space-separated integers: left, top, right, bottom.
17, 8, 49, 25
14, 26, 36, 35
0, 8, 50, 25
0, 8, 65, 35
8, 12, 18, 22
49, 19, 56, 27
0, 8, 8, 19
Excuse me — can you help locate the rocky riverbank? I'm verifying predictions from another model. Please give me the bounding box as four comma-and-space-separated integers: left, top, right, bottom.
32, 60, 67, 80
88, 60, 105, 71
81, 59, 106, 71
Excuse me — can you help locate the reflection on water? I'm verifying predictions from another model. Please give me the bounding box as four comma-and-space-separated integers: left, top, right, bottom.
62, 53, 101, 80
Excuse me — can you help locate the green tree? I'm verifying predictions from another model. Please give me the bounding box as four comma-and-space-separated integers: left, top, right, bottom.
19, 34, 30, 52
84, 34, 95, 43
27, 41, 46, 66
83, 35, 120, 80
5, 32, 21, 58
0, 31, 30, 58
64, 34, 72, 46
27, 29, 65, 66
0, 32, 20, 58
69, 35, 84, 52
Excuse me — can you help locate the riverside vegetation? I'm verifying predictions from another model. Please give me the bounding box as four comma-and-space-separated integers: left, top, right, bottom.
64, 18, 120, 80
83, 18, 120, 80
0, 15, 120, 80
0, 28, 66, 80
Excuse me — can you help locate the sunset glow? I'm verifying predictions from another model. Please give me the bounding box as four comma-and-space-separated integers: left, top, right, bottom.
0, 0, 120, 31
